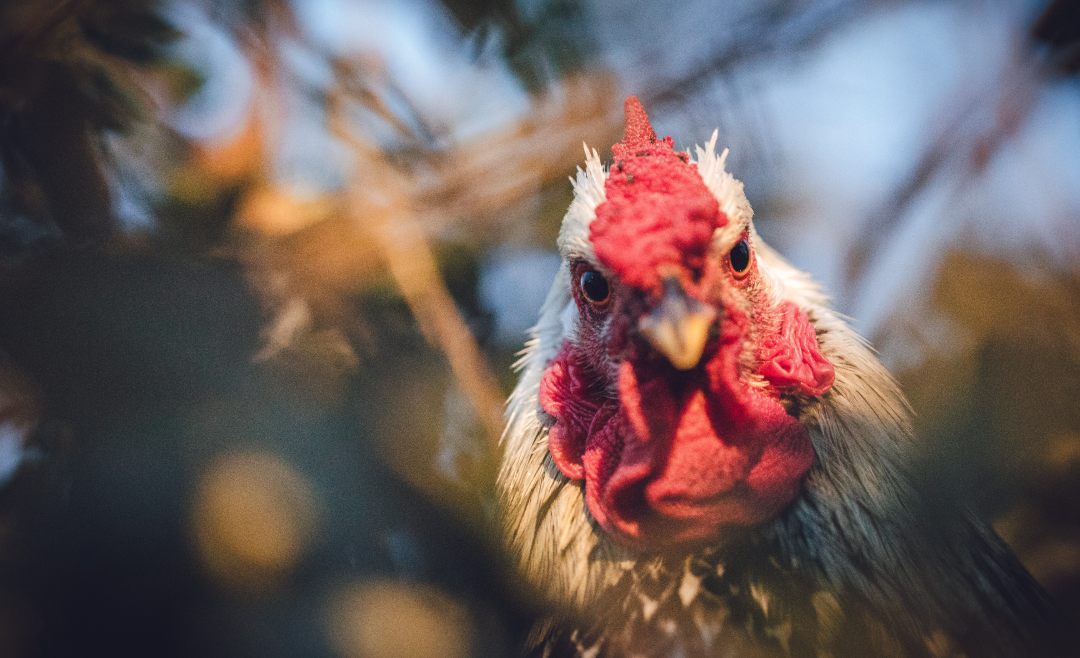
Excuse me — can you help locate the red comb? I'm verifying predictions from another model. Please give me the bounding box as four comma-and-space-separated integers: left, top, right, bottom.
591, 96, 726, 292
622, 95, 656, 147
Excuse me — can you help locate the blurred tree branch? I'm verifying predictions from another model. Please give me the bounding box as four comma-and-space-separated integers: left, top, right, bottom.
643, 0, 868, 111
328, 87, 507, 442
844, 44, 1046, 292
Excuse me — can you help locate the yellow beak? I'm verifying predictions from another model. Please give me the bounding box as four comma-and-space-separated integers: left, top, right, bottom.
638, 278, 716, 370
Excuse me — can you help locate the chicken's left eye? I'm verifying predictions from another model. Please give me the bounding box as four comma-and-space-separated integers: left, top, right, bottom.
729, 239, 752, 277
580, 271, 610, 304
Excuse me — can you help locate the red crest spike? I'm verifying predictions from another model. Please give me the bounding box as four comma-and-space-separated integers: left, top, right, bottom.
622, 95, 655, 147
594, 96, 726, 292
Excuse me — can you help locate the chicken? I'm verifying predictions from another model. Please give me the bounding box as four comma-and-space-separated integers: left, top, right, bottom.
498, 96, 1062, 657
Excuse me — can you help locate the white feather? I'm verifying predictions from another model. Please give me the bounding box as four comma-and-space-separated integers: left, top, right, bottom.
497, 130, 1049, 653
557, 144, 609, 264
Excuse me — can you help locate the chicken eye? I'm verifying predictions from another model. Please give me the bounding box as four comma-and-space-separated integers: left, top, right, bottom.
580, 270, 610, 304
729, 239, 752, 277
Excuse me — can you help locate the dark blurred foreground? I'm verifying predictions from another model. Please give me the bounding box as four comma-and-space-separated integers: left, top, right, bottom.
0, 248, 538, 657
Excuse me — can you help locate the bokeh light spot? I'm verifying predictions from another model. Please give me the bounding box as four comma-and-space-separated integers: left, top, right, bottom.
192, 450, 321, 590
325, 580, 472, 658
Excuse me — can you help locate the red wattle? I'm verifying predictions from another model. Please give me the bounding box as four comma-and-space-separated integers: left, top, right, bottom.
538, 307, 822, 550
537, 96, 834, 551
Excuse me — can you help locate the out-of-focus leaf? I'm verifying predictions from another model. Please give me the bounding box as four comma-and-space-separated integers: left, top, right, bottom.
0, 0, 176, 250
1032, 0, 1080, 75
438, 0, 597, 92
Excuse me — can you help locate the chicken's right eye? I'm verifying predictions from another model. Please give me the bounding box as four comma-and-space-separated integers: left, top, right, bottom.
580, 271, 610, 304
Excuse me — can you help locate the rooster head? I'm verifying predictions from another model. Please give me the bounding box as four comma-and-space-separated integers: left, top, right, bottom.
537, 96, 835, 551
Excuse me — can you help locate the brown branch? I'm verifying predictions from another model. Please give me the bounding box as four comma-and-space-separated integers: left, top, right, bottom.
329, 96, 506, 444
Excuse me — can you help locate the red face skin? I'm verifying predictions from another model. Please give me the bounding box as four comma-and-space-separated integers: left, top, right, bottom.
538, 97, 835, 552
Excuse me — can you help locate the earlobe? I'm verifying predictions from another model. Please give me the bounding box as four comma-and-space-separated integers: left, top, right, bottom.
756, 302, 835, 397
539, 342, 598, 481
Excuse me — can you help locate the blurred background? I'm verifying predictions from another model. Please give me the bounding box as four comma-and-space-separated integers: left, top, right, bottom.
0, 0, 1077, 656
